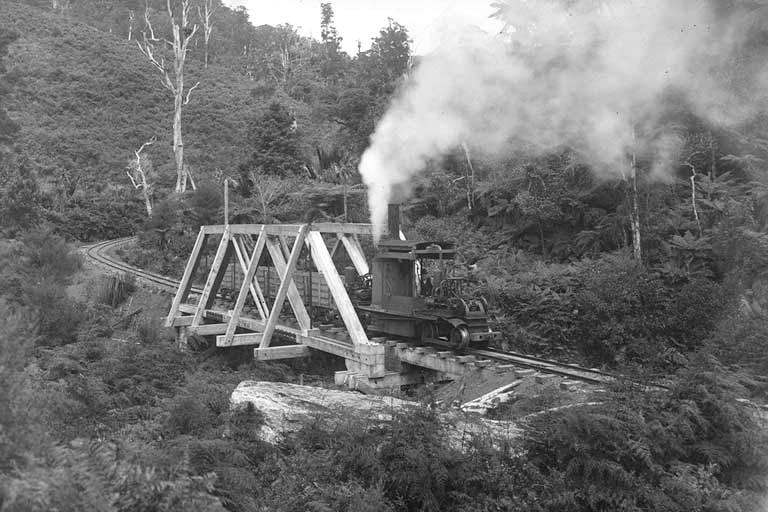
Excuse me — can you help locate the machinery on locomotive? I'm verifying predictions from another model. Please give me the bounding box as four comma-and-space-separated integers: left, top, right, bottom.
358, 237, 500, 349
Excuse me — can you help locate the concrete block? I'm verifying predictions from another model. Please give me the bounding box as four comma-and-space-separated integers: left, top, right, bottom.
334, 370, 354, 386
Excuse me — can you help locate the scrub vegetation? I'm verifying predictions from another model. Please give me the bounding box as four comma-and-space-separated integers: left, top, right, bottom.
1, 0, 767, 510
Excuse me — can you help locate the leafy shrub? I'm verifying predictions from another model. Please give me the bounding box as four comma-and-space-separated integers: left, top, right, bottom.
188, 182, 223, 228
264, 408, 545, 512
0, 301, 46, 471
27, 281, 85, 346
490, 251, 726, 367
1, 441, 225, 512
165, 396, 214, 436
522, 369, 768, 512
703, 313, 768, 377
132, 314, 163, 345
21, 228, 83, 281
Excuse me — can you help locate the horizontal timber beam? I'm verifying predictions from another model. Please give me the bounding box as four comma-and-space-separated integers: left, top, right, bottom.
171, 315, 194, 327
254, 345, 310, 361
216, 333, 263, 347
201, 223, 373, 236
189, 323, 229, 335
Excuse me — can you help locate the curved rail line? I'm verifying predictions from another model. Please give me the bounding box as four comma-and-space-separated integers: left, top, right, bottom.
84, 237, 625, 386
83, 237, 203, 294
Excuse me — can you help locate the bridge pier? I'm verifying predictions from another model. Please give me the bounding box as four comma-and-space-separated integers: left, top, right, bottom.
175, 325, 189, 351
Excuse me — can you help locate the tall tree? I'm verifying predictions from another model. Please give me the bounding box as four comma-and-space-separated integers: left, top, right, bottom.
197, 0, 217, 67
137, 0, 199, 193
126, 137, 156, 216
367, 18, 411, 88
241, 102, 303, 180
319, 3, 344, 80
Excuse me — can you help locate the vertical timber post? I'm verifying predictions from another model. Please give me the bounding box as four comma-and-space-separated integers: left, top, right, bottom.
176, 325, 189, 351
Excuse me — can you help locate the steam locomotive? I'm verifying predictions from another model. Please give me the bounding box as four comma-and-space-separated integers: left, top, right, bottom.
357, 237, 500, 349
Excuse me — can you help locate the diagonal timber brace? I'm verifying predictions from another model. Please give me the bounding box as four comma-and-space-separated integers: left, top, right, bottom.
261, 226, 310, 348
165, 227, 208, 327
306, 231, 370, 348
192, 225, 231, 327
220, 227, 267, 347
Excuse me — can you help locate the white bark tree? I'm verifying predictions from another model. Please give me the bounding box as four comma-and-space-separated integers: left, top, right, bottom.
128, 9, 135, 40
197, 0, 217, 68
137, 0, 199, 193
127, 137, 157, 216
52, 0, 71, 15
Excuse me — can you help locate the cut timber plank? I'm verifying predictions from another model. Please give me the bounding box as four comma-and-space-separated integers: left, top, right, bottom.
171, 316, 194, 327
264, 236, 311, 332
254, 345, 310, 361
339, 234, 370, 276
189, 323, 230, 335
221, 227, 267, 347
232, 235, 267, 320
261, 227, 310, 348
202, 223, 373, 236
165, 229, 207, 327
193, 226, 232, 327
306, 231, 370, 348
215, 333, 263, 346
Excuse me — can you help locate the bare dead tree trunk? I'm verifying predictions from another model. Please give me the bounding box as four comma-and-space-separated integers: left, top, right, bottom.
128, 10, 135, 40
629, 151, 642, 263
683, 162, 703, 237
617, 127, 643, 263
709, 130, 716, 194
127, 137, 157, 216
137, 0, 199, 194
461, 141, 475, 211
197, 0, 216, 68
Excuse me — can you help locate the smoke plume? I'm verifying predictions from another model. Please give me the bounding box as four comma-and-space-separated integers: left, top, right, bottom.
359, 0, 768, 239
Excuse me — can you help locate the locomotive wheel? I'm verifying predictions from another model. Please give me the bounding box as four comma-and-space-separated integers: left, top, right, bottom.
450, 325, 471, 350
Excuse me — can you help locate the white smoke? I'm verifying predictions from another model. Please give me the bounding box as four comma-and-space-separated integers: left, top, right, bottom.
360, 0, 768, 239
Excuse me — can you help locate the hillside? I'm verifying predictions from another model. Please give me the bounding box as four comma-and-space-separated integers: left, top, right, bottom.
4, 1, 258, 194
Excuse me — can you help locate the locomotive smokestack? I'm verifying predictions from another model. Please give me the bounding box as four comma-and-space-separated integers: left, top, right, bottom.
386, 203, 401, 239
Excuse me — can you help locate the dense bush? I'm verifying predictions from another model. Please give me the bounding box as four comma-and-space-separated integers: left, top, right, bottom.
489, 251, 726, 367
20, 228, 83, 281
522, 369, 768, 511
261, 409, 546, 512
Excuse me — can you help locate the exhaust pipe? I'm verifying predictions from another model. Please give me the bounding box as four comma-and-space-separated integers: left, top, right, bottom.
387, 203, 400, 239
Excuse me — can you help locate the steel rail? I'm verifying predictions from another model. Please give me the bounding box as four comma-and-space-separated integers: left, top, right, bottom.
83, 237, 203, 293
469, 348, 614, 385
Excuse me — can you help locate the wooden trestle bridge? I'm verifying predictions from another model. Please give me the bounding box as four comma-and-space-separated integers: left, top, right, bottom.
165, 222, 429, 389
87, 226, 616, 393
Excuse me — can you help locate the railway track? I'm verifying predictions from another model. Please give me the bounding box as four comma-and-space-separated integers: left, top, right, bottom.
469, 348, 616, 385
83, 237, 621, 387
83, 237, 202, 294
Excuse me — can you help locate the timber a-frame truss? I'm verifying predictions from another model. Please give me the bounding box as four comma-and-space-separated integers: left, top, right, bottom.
165, 223, 386, 377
